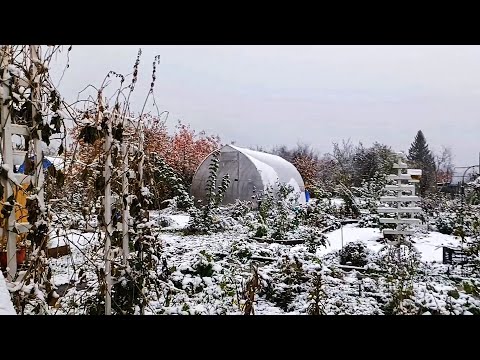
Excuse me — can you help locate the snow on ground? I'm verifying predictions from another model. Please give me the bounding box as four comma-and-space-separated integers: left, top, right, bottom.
0, 271, 16, 315
319, 224, 462, 263
167, 215, 190, 230
330, 198, 345, 207
321, 224, 382, 256
41, 212, 478, 315
149, 213, 463, 264
48, 230, 99, 287
413, 232, 462, 263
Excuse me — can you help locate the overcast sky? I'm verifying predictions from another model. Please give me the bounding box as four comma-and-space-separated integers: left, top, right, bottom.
50, 45, 480, 169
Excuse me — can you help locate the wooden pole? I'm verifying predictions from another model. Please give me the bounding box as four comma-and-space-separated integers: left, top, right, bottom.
0, 45, 17, 280
122, 141, 129, 264
29, 46, 45, 216
103, 106, 112, 315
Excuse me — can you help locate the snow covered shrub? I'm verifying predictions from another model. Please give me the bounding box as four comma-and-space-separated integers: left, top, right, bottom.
186, 151, 230, 234
268, 182, 299, 239
261, 255, 309, 312
157, 214, 174, 228
353, 172, 389, 213
435, 212, 456, 235
336, 184, 360, 218
230, 240, 253, 262
145, 153, 194, 211
192, 250, 214, 277
435, 204, 480, 244
339, 241, 371, 267
355, 172, 397, 228
461, 280, 480, 299
309, 183, 333, 200
357, 213, 380, 228
229, 199, 254, 221
421, 192, 452, 217
254, 224, 268, 238
303, 199, 341, 230
289, 226, 328, 253
253, 182, 303, 239
376, 244, 421, 315
112, 233, 169, 315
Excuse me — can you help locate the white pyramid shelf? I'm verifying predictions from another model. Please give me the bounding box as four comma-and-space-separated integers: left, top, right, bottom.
378, 152, 423, 243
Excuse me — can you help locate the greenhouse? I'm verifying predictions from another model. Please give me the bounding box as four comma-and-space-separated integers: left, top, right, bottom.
191, 144, 306, 205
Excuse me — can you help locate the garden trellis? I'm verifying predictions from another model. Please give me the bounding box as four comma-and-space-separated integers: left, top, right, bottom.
377, 152, 422, 244
1, 45, 53, 280
81, 99, 147, 315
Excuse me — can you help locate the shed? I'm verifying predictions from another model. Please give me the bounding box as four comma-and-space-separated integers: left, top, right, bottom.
191, 144, 306, 205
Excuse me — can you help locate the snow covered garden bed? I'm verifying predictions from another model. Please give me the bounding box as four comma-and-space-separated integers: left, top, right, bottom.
39, 211, 480, 315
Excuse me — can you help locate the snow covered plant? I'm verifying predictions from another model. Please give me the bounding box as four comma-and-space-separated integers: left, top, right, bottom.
252, 182, 302, 240
229, 199, 254, 221
339, 241, 372, 267
376, 244, 421, 315
112, 232, 169, 315
261, 255, 310, 312
302, 199, 341, 231
145, 153, 194, 211
241, 265, 262, 315
186, 151, 230, 234
307, 272, 326, 315
434, 203, 480, 244
289, 226, 328, 253
355, 173, 396, 229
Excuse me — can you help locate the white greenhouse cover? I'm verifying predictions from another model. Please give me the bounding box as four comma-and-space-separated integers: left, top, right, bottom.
229, 145, 306, 204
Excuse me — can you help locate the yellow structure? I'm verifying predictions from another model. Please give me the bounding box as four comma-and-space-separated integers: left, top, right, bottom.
1, 183, 29, 245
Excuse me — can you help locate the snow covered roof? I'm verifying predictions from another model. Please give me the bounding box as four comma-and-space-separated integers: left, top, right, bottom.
227, 145, 306, 200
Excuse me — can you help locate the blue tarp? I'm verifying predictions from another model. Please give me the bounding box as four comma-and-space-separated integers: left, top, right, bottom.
18, 157, 53, 174
305, 190, 310, 202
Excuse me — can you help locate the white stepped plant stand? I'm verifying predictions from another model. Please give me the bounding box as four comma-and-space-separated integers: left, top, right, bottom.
377, 152, 422, 244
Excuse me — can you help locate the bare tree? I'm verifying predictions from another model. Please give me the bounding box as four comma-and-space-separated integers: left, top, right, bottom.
330, 139, 356, 186
434, 146, 454, 184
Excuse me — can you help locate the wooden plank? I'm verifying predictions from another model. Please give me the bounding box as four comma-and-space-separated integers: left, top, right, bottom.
393, 163, 408, 169
251, 237, 305, 245
340, 219, 360, 225
443, 246, 469, 265
47, 244, 71, 258
380, 196, 420, 202
377, 207, 422, 213
384, 185, 415, 191
383, 229, 415, 235
10, 124, 29, 136
379, 218, 421, 224
387, 175, 419, 183
387, 174, 413, 180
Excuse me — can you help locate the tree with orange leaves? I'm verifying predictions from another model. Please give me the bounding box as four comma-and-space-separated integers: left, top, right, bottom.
165, 121, 221, 185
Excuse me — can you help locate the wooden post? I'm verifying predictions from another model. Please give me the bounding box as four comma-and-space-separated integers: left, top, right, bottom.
103, 106, 112, 315
340, 224, 344, 249
122, 142, 129, 264
0, 45, 17, 279
29, 45, 46, 216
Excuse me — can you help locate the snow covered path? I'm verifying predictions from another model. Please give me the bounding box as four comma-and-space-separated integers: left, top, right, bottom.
0, 271, 15, 315
321, 224, 462, 263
